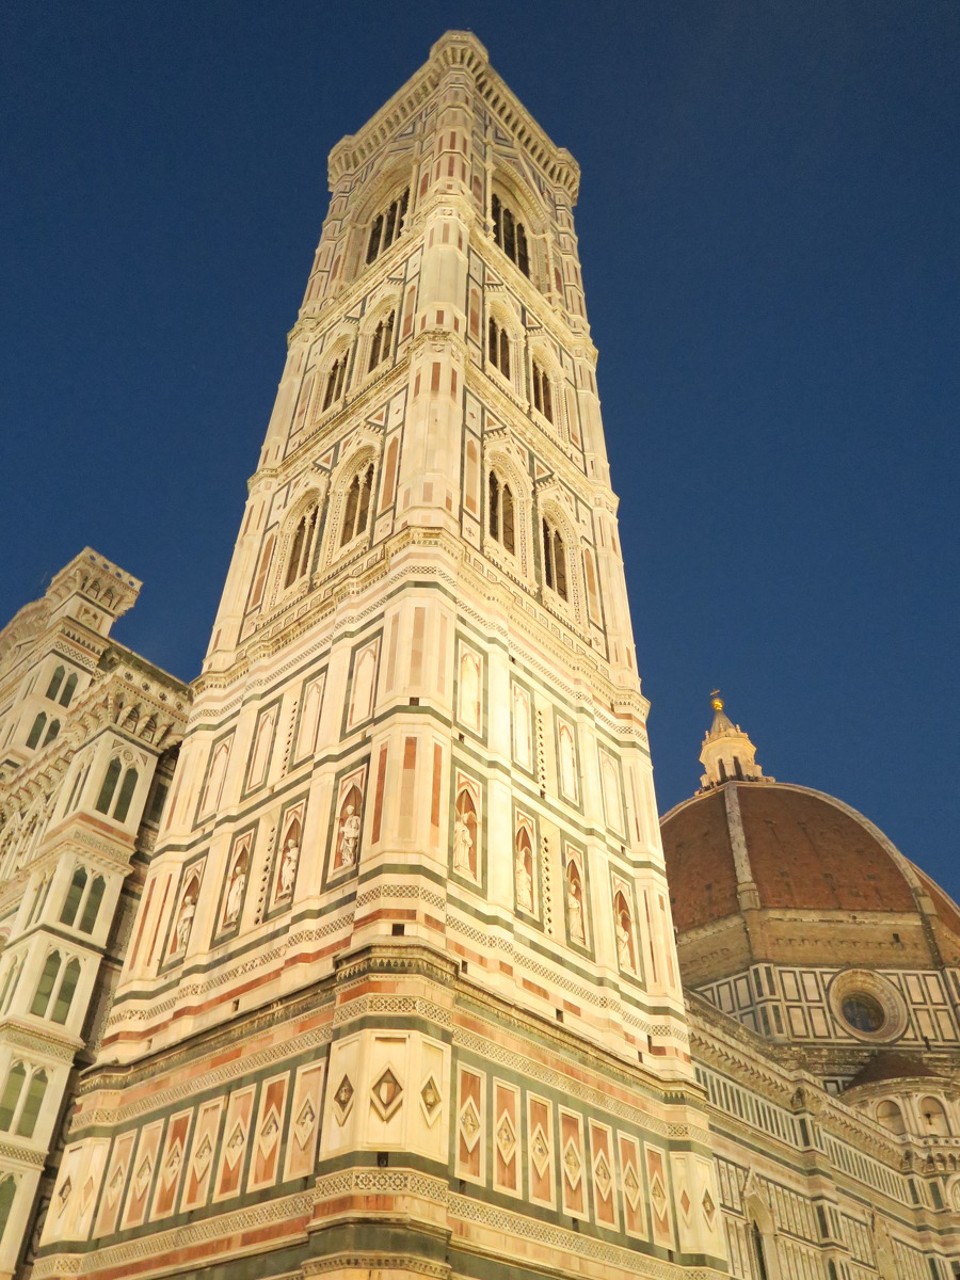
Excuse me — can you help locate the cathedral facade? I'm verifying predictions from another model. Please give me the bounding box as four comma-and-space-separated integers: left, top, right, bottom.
0, 31, 958, 1280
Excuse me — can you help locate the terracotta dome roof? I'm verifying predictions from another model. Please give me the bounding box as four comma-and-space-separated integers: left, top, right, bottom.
663, 782, 915, 933
660, 780, 960, 982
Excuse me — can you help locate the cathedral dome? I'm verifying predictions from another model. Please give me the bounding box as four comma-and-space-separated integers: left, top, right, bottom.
660, 699, 960, 988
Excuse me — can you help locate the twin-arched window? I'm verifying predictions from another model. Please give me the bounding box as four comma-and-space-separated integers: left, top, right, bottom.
45, 666, 78, 707
322, 356, 348, 412
367, 311, 395, 373
488, 472, 515, 554
60, 866, 106, 934
340, 465, 375, 546
95, 759, 138, 821
532, 360, 553, 424
542, 519, 568, 601
492, 194, 530, 278
30, 951, 81, 1024
284, 504, 319, 588
488, 318, 511, 379
0, 1062, 47, 1138
366, 188, 409, 266
26, 713, 60, 749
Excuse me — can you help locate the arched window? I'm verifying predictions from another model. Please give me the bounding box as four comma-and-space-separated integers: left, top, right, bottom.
60, 867, 88, 927
877, 1099, 906, 1135
291, 368, 315, 435
43, 719, 60, 746
0, 961, 20, 1014
487, 472, 515, 554
491, 194, 530, 277
366, 188, 409, 265
532, 360, 553, 423
113, 767, 138, 822
488, 317, 510, 379
28, 878, 52, 926
79, 876, 105, 933
30, 952, 61, 1017
0, 1064, 25, 1131
340, 465, 375, 546
51, 957, 80, 1024
284, 505, 319, 588
921, 1096, 950, 1136
95, 758, 122, 814
367, 311, 395, 372
0, 1175, 17, 1243
249, 532, 275, 611
46, 667, 65, 701
26, 713, 46, 750
542, 520, 568, 601
321, 356, 348, 412
16, 1069, 47, 1138
60, 673, 78, 706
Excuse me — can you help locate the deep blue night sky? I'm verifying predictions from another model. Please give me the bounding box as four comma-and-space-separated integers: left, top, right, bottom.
2, 3, 958, 895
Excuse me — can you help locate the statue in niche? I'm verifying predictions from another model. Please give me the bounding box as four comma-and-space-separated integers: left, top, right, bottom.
615, 892, 634, 970
452, 787, 477, 878
277, 825, 300, 899
566, 864, 585, 944
222, 850, 248, 927
515, 829, 534, 911
175, 881, 199, 952
453, 815, 473, 874
337, 796, 361, 867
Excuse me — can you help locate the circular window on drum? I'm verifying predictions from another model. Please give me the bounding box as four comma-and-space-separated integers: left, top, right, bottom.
828, 970, 907, 1043
842, 993, 885, 1034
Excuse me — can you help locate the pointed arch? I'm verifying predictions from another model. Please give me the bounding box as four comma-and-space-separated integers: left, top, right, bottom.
26, 712, 47, 750
60, 866, 88, 926
51, 956, 81, 1023
31, 951, 61, 1017
318, 443, 381, 570
60, 671, 79, 706
95, 757, 122, 814
46, 666, 65, 700
320, 345, 350, 413
484, 444, 533, 580
16, 1068, 47, 1138
614, 890, 635, 972
114, 767, 138, 821
363, 295, 399, 375
0, 1063, 26, 1131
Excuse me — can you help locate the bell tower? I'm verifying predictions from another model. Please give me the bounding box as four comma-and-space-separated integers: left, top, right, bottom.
37, 33, 727, 1280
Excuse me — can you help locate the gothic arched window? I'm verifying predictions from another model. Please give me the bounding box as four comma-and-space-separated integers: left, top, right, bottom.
492, 194, 530, 278
284, 505, 319, 588
95, 758, 122, 814
487, 471, 515, 554
60, 867, 88, 927
43, 719, 60, 746
113, 767, 138, 822
321, 356, 348, 412
340, 464, 375, 547
367, 311, 395, 373
26, 714, 46, 750
60, 672, 78, 706
542, 519, 568, 601
46, 667, 65, 701
16, 1069, 46, 1138
488, 317, 511, 379
532, 360, 553, 424
366, 188, 409, 265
